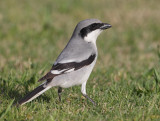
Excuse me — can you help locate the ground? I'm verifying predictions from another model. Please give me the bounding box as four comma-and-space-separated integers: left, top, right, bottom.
0, 0, 160, 120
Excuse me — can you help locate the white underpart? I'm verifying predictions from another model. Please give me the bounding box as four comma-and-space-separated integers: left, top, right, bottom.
21, 86, 51, 105
84, 29, 102, 44
81, 81, 87, 95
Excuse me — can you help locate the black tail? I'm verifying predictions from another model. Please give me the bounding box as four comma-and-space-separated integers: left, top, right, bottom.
18, 84, 51, 105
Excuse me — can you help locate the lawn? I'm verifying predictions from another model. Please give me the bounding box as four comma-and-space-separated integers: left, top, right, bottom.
0, 0, 160, 120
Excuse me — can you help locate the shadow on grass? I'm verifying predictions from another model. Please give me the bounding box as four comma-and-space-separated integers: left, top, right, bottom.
0, 75, 52, 105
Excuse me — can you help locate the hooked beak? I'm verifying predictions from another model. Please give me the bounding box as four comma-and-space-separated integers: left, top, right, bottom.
100, 23, 112, 30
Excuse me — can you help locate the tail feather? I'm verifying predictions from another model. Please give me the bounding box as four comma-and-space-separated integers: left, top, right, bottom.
18, 84, 51, 105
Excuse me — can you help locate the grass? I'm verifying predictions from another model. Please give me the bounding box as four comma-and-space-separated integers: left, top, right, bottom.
0, 0, 160, 120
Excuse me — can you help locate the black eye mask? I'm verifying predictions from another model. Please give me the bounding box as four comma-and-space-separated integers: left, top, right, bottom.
80, 23, 103, 38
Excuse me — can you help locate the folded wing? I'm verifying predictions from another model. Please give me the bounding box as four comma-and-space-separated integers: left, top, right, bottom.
38, 54, 96, 82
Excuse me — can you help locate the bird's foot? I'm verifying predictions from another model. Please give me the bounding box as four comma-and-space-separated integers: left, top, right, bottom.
82, 94, 96, 106
58, 87, 62, 102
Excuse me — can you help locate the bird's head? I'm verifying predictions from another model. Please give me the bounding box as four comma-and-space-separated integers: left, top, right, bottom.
72, 19, 112, 43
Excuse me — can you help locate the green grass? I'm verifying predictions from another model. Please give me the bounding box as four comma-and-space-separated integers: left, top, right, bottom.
0, 0, 160, 120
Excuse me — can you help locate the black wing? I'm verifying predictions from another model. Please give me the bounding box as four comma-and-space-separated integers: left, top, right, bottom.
38, 54, 96, 82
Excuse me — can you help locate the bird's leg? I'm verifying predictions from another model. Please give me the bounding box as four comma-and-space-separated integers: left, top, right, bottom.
81, 82, 96, 106
82, 93, 96, 106
58, 87, 62, 102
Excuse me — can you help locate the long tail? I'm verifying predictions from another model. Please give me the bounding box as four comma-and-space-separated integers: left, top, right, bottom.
18, 82, 51, 106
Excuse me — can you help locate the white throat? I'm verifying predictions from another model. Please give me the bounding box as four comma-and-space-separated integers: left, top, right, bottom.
84, 29, 102, 44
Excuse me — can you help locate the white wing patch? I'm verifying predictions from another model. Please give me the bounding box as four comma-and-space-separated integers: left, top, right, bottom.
51, 68, 75, 74
51, 69, 67, 74
64, 68, 75, 73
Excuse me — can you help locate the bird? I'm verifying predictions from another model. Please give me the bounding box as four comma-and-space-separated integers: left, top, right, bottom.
17, 19, 112, 106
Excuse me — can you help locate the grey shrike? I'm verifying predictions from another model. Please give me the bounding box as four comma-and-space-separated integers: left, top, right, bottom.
17, 19, 112, 106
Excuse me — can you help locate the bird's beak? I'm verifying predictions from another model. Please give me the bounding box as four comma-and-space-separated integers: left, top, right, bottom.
100, 23, 112, 30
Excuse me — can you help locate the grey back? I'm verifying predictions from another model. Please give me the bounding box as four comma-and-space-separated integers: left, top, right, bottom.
54, 19, 101, 64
